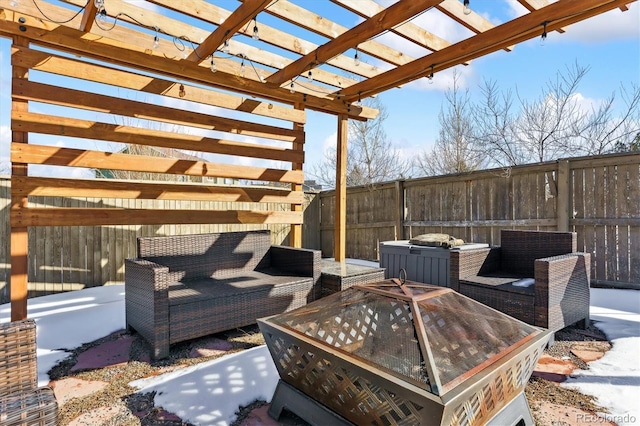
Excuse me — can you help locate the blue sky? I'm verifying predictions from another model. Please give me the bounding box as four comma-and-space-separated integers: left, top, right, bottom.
0, 0, 639, 178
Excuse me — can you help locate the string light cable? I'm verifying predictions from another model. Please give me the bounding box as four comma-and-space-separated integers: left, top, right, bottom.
31, 0, 90, 24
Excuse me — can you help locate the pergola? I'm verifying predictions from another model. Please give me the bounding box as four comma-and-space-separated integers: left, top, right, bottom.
1, 0, 634, 321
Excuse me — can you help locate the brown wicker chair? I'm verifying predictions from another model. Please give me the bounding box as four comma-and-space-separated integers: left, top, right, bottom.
125, 230, 321, 359
0, 319, 58, 426
450, 230, 590, 333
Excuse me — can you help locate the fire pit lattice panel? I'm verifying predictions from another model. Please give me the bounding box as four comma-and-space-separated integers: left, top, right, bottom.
259, 281, 551, 426
261, 329, 428, 425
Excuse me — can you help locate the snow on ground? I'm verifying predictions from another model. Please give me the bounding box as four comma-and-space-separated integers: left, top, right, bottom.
562, 288, 640, 426
1, 259, 639, 425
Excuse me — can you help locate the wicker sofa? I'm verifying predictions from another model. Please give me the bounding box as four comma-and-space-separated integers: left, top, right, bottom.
125, 230, 321, 359
450, 230, 590, 333
0, 319, 58, 426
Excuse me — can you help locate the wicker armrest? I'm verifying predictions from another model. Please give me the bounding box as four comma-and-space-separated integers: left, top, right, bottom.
534, 252, 591, 330
125, 258, 172, 359
450, 247, 501, 291
269, 246, 320, 276
125, 258, 170, 292
269, 246, 321, 299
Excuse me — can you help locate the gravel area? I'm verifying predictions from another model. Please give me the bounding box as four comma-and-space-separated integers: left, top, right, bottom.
50, 321, 612, 425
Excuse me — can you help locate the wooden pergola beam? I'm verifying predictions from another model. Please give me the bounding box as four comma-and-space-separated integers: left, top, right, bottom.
78, 0, 97, 32
331, 0, 453, 52
263, 0, 416, 67
267, 0, 442, 86
0, 10, 377, 120
149, 0, 380, 81
343, 0, 633, 102
517, 0, 566, 32
190, 0, 272, 62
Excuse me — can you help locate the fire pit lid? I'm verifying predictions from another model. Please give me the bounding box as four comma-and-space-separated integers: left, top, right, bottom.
268, 280, 541, 395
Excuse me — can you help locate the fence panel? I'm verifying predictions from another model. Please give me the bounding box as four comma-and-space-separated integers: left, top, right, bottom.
317, 152, 639, 289
1, 178, 319, 304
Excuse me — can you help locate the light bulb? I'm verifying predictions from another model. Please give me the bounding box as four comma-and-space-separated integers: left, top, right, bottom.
289, 82, 295, 94
240, 61, 246, 76
222, 39, 230, 54
210, 57, 217, 73
178, 84, 186, 98
153, 35, 159, 50
540, 22, 548, 46
94, 0, 104, 9
9, 0, 18, 7
252, 25, 259, 41
428, 74, 434, 84
307, 70, 313, 82
97, 8, 107, 23
354, 51, 360, 67
463, 0, 471, 15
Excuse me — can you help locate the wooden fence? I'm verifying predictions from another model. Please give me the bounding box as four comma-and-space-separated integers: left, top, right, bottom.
0, 177, 321, 304
317, 152, 640, 289
2, 151, 638, 303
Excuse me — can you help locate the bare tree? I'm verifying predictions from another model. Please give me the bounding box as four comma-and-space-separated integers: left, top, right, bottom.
416, 71, 486, 176
473, 62, 640, 166
310, 97, 412, 188
472, 79, 528, 167
575, 82, 640, 155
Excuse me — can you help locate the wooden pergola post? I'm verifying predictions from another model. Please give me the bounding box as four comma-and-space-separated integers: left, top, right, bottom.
10, 37, 30, 321
334, 114, 348, 261
290, 102, 305, 248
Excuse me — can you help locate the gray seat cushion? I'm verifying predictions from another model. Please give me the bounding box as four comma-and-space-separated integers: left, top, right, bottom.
168, 269, 312, 306
460, 274, 535, 295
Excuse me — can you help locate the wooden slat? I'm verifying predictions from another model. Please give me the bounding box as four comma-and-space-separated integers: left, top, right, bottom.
146, 0, 362, 86
11, 143, 304, 184
148, 0, 379, 81
436, 0, 513, 50
13, 80, 300, 142
267, 0, 441, 86
63, 0, 364, 93
331, 0, 455, 52
342, 0, 633, 102
12, 47, 305, 124
0, 5, 377, 120
190, 0, 272, 61
78, 0, 97, 32
11, 207, 303, 227
13, 176, 304, 204
11, 112, 303, 163
263, 0, 417, 66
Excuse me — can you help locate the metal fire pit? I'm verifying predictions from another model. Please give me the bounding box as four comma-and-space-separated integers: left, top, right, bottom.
258, 278, 551, 426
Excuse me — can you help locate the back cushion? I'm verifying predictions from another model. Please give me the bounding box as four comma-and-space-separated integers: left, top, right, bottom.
138, 230, 271, 280
500, 230, 576, 276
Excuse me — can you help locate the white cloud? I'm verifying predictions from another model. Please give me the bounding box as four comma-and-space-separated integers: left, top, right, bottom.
322, 132, 337, 153
505, 1, 639, 43
29, 164, 95, 179
562, 4, 639, 43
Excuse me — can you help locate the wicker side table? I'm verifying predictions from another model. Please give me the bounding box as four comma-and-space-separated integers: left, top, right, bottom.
320, 260, 385, 297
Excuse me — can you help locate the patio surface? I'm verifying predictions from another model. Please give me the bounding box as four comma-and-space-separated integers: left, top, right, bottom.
43, 319, 612, 425
1, 275, 638, 425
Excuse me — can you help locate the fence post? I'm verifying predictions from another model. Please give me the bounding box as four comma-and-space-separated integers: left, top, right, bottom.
557, 159, 571, 232
395, 180, 405, 240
